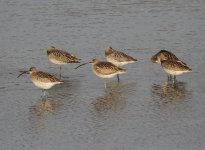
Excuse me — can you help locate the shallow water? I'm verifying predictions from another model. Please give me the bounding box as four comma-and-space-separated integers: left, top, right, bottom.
1, 0, 205, 149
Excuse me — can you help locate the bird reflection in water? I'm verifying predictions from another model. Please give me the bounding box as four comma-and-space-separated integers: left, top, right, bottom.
151, 80, 190, 102
28, 97, 58, 132
30, 97, 57, 116
92, 81, 135, 114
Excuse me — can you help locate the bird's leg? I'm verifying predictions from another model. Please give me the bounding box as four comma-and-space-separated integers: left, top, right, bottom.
167, 75, 172, 81
59, 66, 62, 79
170, 75, 173, 81
104, 79, 107, 89
172, 75, 176, 84
42, 89, 47, 98
117, 74, 120, 82
173, 81, 177, 89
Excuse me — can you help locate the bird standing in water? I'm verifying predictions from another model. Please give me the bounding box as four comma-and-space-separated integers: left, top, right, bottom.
47, 46, 81, 78
105, 46, 137, 82
75, 59, 126, 88
151, 50, 191, 83
18, 67, 63, 96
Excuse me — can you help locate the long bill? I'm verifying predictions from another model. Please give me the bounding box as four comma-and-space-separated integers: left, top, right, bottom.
75, 62, 90, 69
17, 70, 28, 78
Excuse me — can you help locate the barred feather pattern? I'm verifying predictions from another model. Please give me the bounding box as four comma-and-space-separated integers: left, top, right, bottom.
93, 62, 126, 75
107, 50, 137, 62
105, 46, 137, 63
161, 60, 192, 72
30, 71, 63, 83
151, 50, 187, 66
47, 50, 80, 63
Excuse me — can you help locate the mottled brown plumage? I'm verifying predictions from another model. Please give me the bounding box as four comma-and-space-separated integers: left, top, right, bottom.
47, 46, 80, 64
92, 59, 126, 76
75, 59, 126, 88
105, 46, 137, 67
18, 67, 63, 95
91, 59, 126, 88
47, 46, 81, 78
158, 58, 191, 83
161, 60, 192, 73
105, 46, 136, 82
151, 50, 187, 65
29, 68, 63, 83
151, 50, 191, 81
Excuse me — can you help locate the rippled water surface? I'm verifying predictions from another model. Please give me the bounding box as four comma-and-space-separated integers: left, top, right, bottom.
1, 0, 205, 149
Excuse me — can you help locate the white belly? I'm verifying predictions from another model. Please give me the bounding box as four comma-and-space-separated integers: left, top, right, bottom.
94, 72, 119, 78
117, 61, 135, 66
92, 68, 122, 79
32, 80, 58, 89
49, 58, 67, 65
163, 68, 190, 75
106, 57, 135, 67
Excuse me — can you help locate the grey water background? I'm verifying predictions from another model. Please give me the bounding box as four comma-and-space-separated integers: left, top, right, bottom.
0, 0, 205, 149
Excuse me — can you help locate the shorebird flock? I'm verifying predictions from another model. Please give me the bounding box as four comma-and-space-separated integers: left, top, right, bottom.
18, 46, 192, 96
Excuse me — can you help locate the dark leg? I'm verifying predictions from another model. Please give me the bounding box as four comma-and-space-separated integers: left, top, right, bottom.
167, 75, 172, 81
172, 75, 176, 84
170, 75, 172, 81
174, 75, 176, 81
104, 79, 107, 89
60, 66, 62, 79
117, 74, 120, 82
42, 89, 46, 97
169, 75, 173, 81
